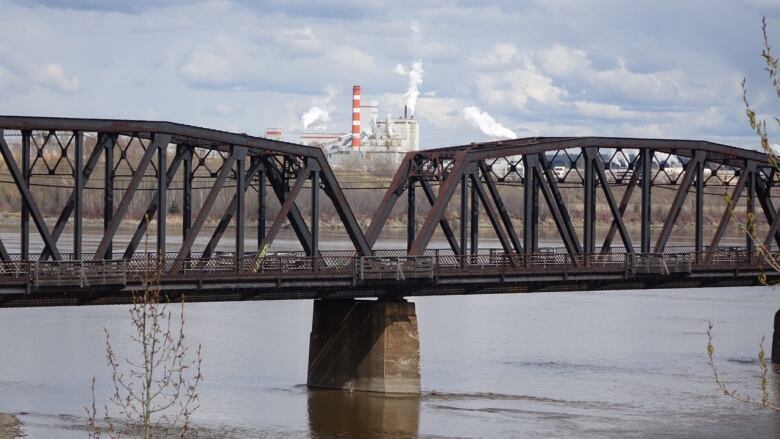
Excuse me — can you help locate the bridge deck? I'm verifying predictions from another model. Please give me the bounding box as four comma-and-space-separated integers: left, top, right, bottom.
0, 248, 775, 307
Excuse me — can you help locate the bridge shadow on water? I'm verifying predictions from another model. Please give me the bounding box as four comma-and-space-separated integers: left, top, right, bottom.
307, 389, 420, 438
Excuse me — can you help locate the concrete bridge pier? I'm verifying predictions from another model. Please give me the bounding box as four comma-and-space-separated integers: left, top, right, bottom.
307, 298, 420, 394
773, 310, 780, 362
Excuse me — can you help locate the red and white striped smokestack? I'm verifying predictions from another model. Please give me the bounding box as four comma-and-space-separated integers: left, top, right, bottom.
351, 85, 361, 149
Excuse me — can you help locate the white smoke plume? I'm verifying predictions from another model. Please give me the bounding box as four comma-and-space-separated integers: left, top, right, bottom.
301, 106, 330, 129
300, 85, 338, 129
394, 60, 424, 116
462, 106, 516, 139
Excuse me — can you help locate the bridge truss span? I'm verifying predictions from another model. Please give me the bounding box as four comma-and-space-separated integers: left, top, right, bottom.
0, 117, 777, 306
368, 137, 780, 264
0, 116, 371, 266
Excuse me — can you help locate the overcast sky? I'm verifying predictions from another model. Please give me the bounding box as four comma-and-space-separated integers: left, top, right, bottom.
1, 0, 779, 149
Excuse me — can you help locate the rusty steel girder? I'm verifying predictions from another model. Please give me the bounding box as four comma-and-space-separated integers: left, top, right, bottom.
368, 137, 778, 259
0, 116, 372, 262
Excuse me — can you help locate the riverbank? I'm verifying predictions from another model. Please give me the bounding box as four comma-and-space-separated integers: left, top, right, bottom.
0, 413, 22, 439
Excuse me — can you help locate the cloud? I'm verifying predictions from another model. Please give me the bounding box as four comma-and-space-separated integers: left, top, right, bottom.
476, 67, 566, 110
275, 26, 322, 57
36, 63, 79, 93
470, 43, 520, 67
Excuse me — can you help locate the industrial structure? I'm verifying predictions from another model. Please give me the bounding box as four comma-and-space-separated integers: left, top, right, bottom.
299, 85, 420, 173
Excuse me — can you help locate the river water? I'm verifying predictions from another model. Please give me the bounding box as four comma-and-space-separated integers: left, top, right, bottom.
0, 228, 779, 437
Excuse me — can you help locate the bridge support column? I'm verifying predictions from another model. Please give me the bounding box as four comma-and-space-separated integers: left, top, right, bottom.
307, 298, 420, 394
773, 310, 780, 362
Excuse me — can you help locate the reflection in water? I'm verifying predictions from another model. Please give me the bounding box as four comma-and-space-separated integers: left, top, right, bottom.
307, 389, 420, 438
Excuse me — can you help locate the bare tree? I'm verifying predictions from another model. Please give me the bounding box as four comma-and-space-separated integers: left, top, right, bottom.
88, 227, 203, 438
707, 16, 780, 413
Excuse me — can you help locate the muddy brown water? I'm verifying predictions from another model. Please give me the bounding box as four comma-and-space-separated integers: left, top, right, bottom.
0, 227, 778, 437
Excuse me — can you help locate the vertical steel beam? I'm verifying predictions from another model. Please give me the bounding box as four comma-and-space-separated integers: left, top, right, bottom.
182, 145, 193, 254
470, 175, 479, 255
21, 130, 30, 260
460, 172, 468, 256
156, 140, 167, 257
172, 150, 237, 266
588, 148, 634, 255
409, 151, 470, 256
0, 132, 61, 260
310, 163, 320, 257
74, 131, 83, 260
407, 178, 415, 252
256, 157, 266, 250
93, 133, 171, 261
583, 148, 596, 256
123, 147, 187, 259
522, 155, 539, 255
104, 134, 114, 258
695, 158, 704, 261
235, 150, 246, 258
41, 134, 113, 260
200, 159, 263, 259
641, 148, 652, 253
469, 173, 515, 254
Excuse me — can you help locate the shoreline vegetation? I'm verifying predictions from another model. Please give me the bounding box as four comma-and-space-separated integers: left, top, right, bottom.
0, 413, 22, 439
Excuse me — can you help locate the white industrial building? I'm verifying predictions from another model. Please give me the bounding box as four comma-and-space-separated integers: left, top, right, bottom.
297, 85, 420, 174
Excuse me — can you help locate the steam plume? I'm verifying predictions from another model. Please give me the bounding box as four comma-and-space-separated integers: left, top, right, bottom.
301, 86, 338, 129
301, 106, 330, 129
394, 60, 424, 116
462, 106, 516, 139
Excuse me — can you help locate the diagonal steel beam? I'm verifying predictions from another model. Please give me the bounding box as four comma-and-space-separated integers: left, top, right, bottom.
538, 154, 582, 254
0, 132, 61, 260
260, 164, 310, 251
366, 155, 412, 248
93, 133, 171, 261
469, 172, 514, 254
419, 179, 461, 255
171, 149, 237, 267
706, 161, 756, 262
40, 133, 116, 260
533, 163, 581, 259
122, 146, 187, 259
0, 238, 8, 261
478, 161, 522, 253
653, 150, 706, 253
263, 157, 314, 255
601, 157, 641, 253
318, 156, 371, 256
201, 158, 263, 258
409, 151, 470, 256
588, 149, 634, 255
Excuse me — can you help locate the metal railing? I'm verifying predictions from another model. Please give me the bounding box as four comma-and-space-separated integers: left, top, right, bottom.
0, 247, 772, 289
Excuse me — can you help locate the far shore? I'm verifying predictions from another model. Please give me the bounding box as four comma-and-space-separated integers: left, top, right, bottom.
0, 413, 22, 439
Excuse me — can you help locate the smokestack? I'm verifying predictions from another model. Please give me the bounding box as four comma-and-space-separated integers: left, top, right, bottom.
352, 85, 361, 149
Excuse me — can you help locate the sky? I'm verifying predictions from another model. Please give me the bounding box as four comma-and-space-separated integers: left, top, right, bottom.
1, 0, 780, 149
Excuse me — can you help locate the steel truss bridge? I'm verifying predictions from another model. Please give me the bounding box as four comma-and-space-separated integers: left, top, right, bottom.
0, 116, 778, 307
